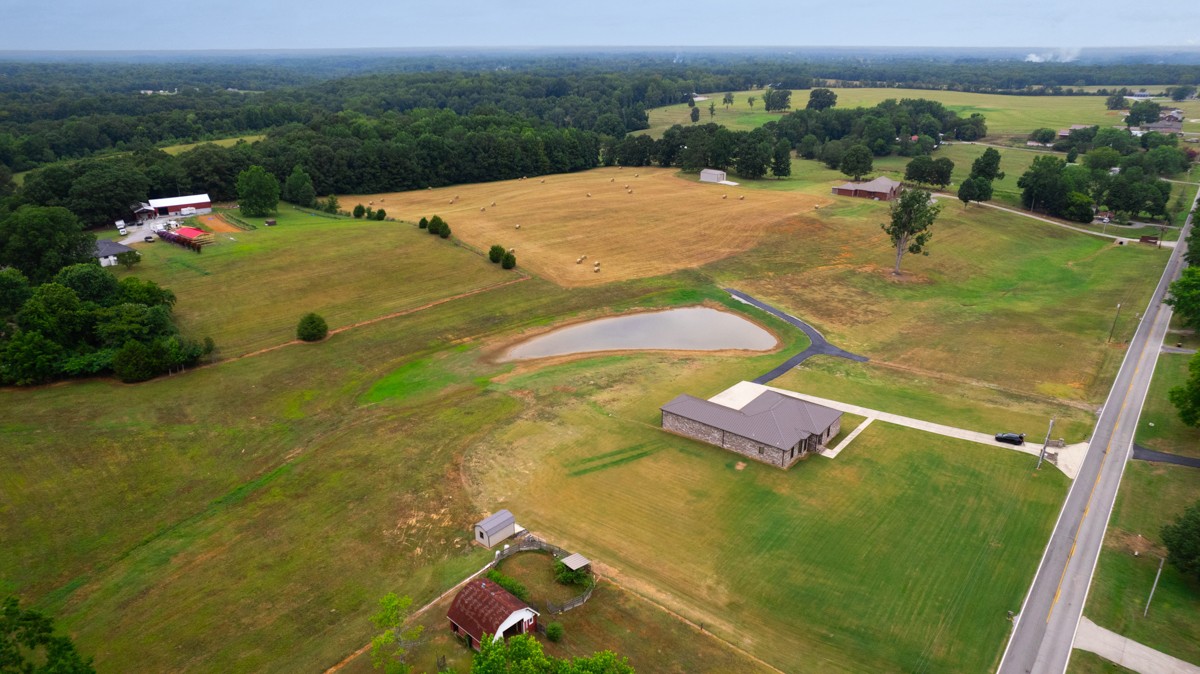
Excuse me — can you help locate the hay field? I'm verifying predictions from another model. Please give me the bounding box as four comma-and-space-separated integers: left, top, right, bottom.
340, 167, 827, 287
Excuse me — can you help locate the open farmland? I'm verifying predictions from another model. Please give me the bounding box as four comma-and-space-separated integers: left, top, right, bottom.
340, 166, 826, 287
115, 205, 518, 357
642, 88, 1200, 139
468, 350, 1068, 673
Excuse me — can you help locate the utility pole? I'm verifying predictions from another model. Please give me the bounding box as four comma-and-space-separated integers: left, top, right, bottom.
1037, 416, 1055, 470
1144, 556, 1166, 617
1107, 303, 1123, 343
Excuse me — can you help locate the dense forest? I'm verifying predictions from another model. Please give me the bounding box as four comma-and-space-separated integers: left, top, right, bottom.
3, 54, 1200, 172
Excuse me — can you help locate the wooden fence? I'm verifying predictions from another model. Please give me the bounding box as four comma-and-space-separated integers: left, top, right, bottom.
494, 534, 595, 615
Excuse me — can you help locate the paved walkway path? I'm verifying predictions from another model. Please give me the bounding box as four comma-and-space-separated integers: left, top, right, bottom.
708, 381, 1086, 478
1132, 444, 1200, 468
1074, 617, 1200, 674
1161, 345, 1197, 355
724, 289, 868, 384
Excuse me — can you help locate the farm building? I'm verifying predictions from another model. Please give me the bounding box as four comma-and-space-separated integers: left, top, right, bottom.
1141, 120, 1183, 134
474, 510, 520, 548
661, 390, 842, 469
831, 176, 901, 201
173, 227, 213, 244
448, 578, 539, 650
148, 194, 212, 216
93, 239, 134, 268
699, 168, 727, 183
1057, 124, 1093, 139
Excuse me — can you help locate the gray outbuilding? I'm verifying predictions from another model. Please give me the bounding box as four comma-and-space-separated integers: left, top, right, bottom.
474, 510, 517, 548
661, 390, 842, 469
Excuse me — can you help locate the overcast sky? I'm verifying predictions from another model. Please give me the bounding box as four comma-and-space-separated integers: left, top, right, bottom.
4, 0, 1196, 51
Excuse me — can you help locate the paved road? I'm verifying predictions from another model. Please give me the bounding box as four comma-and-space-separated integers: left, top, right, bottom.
1132, 444, 1200, 469
724, 288, 868, 383
997, 185, 1198, 674
1074, 617, 1200, 674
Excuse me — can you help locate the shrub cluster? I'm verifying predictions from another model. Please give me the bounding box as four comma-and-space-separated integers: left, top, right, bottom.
424, 215, 451, 239
484, 569, 529, 602
296, 313, 328, 342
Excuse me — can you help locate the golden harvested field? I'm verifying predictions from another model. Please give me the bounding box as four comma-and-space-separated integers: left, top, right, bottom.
340, 167, 828, 287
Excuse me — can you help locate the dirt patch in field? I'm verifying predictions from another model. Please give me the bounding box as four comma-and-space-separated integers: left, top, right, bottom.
198, 214, 240, 233
340, 167, 829, 287
1105, 528, 1167, 557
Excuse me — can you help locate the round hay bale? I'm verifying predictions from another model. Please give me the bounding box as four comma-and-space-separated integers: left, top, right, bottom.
508, 248, 515, 253
576, 258, 583, 264
515, 224, 521, 230
587, 193, 592, 197
491, 201, 496, 207
634, 173, 639, 177
739, 195, 745, 200
481, 207, 486, 212
610, 178, 614, 182
722, 194, 727, 199
540, 179, 545, 183
594, 267, 600, 273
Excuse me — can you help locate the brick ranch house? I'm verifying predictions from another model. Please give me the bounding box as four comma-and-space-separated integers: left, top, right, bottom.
831, 176, 901, 201
448, 578, 539, 650
661, 390, 842, 469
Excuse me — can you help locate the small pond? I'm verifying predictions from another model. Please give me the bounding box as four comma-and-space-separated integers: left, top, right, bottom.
501, 306, 777, 361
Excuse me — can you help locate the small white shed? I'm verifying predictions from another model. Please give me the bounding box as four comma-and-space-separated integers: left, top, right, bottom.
700, 168, 727, 184
474, 510, 517, 548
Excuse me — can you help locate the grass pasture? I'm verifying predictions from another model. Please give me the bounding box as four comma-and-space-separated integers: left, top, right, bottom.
1134, 352, 1200, 458
339, 166, 827, 287
1084, 460, 1200, 665
117, 204, 517, 357
643, 88, 1200, 139
161, 134, 265, 155
469, 351, 1069, 673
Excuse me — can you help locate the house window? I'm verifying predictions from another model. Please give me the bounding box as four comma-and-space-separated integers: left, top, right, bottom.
758, 447, 764, 455
478, 531, 483, 539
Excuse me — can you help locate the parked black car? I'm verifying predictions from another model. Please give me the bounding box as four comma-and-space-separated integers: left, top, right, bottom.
995, 432, 1025, 446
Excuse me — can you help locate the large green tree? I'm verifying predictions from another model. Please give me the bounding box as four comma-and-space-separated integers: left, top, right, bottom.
53, 263, 119, 304
771, 140, 792, 178
0, 267, 32, 322
0, 206, 95, 285
1161, 500, 1200, 581
0, 596, 95, 674
806, 88, 837, 111
1169, 351, 1200, 427
66, 160, 150, 227
369, 593, 423, 674
1167, 267, 1200, 329
235, 164, 280, 217
1125, 100, 1163, 127
969, 148, 1004, 182
881, 188, 941, 275
282, 164, 316, 208
839, 144, 873, 181
761, 88, 792, 112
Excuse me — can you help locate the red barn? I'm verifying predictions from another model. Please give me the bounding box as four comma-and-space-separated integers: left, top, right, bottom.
148, 194, 212, 216
447, 578, 539, 650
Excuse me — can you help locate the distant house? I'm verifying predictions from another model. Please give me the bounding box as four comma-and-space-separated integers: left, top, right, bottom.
699, 168, 727, 184
831, 176, 901, 201
1126, 90, 1151, 100
1162, 109, 1185, 123
93, 239, 133, 268
474, 510, 519, 548
661, 390, 842, 469
448, 578, 539, 650
148, 194, 212, 216
1142, 120, 1183, 134
1057, 124, 1092, 139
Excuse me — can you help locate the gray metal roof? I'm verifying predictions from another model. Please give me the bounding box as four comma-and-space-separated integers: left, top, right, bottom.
661, 391, 842, 451
475, 509, 515, 536
560, 553, 590, 570
94, 239, 133, 258
833, 176, 901, 193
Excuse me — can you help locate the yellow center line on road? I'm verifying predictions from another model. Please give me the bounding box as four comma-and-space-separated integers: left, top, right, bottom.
1045, 354, 1144, 623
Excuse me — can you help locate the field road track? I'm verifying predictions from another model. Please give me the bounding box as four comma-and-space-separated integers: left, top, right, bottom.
723, 288, 868, 383
996, 184, 1198, 674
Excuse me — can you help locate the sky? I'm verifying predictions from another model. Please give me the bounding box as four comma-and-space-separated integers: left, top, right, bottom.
3, 0, 1197, 51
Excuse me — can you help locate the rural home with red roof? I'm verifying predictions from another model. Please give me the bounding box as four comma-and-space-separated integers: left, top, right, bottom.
831, 176, 901, 201
447, 578, 539, 650
661, 390, 842, 469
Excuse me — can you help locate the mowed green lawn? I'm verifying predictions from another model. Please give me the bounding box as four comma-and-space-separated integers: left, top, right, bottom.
1134, 353, 1200, 458
1084, 460, 1200, 664
469, 350, 1068, 673
642, 88, 1200, 139
118, 205, 516, 357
